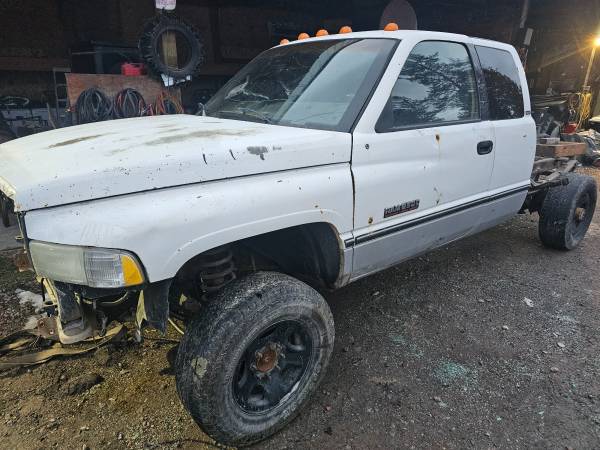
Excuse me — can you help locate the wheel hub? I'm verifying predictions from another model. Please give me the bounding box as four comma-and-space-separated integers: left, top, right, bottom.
255, 343, 281, 373
575, 207, 586, 223
233, 320, 313, 413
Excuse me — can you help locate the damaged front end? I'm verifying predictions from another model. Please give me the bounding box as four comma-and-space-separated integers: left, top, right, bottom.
13, 214, 172, 344
39, 279, 172, 344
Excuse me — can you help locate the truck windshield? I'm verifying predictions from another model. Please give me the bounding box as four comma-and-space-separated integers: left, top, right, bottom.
205, 38, 397, 132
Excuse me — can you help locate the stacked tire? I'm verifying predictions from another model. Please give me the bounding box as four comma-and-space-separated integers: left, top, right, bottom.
139, 14, 204, 80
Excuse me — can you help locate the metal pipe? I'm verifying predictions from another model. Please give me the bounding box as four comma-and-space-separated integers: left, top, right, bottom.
519, 0, 530, 29
583, 46, 597, 89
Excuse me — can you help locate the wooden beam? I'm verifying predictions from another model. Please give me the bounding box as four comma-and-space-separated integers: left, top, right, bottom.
536, 142, 587, 158
161, 30, 178, 70
0, 57, 70, 72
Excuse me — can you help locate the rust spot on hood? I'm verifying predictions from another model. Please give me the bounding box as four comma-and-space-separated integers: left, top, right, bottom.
247, 146, 269, 160
48, 135, 104, 148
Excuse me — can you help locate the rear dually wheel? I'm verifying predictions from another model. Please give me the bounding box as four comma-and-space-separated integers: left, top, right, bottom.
539, 173, 597, 250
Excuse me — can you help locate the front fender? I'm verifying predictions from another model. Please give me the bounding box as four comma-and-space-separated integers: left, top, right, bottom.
24, 164, 354, 282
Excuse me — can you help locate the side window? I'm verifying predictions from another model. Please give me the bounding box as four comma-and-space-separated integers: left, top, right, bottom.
475, 46, 524, 120
376, 41, 479, 131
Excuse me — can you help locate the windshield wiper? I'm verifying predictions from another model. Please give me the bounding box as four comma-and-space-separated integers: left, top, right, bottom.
217, 109, 273, 124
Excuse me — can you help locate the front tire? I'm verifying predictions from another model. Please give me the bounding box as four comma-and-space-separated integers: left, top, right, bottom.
539, 173, 597, 250
175, 271, 335, 447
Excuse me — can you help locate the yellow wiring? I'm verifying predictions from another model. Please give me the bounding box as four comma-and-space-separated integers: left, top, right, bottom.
154, 90, 184, 115
574, 92, 593, 130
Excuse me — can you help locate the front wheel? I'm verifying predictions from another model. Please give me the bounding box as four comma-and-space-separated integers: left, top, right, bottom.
175, 271, 335, 447
539, 173, 597, 250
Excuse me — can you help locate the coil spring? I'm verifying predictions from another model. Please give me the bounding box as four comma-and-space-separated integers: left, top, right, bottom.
198, 245, 236, 297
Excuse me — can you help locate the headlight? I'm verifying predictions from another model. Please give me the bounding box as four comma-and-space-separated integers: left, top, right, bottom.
29, 241, 145, 288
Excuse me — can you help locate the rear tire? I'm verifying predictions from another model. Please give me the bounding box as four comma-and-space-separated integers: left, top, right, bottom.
539, 173, 597, 250
175, 271, 335, 447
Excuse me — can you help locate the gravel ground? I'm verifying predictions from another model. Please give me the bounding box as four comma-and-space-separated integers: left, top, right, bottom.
1, 168, 600, 449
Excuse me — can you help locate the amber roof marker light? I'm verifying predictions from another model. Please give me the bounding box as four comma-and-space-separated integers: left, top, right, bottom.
279, 38, 290, 45
384, 22, 399, 31
298, 32, 310, 40
339, 25, 352, 34
316, 29, 329, 37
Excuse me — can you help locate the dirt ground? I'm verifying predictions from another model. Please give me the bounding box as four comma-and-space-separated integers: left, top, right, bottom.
1, 168, 600, 450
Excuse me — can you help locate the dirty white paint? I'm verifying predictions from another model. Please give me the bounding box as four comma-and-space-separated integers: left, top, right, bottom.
25, 164, 354, 282
0, 115, 350, 211
351, 31, 533, 232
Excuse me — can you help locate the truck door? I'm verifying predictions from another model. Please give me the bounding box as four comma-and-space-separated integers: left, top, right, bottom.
350, 39, 495, 279
473, 43, 536, 232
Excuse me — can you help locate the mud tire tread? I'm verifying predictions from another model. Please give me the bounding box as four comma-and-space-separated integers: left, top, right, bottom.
175, 271, 335, 447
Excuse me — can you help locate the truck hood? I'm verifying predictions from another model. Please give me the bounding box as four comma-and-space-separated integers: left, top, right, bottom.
0, 115, 350, 211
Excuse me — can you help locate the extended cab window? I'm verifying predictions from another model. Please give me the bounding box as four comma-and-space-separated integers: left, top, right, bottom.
376, 41, 479, 132
475, 46, 524, 120
205, 38, 397, 132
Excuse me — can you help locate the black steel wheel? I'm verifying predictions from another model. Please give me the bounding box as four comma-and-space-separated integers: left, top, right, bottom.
539, 173, 597, 250
232, 320, 313, 413
175, 271, 334, 447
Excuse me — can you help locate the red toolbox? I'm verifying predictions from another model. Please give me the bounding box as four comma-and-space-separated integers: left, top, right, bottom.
121, 63, 146, 76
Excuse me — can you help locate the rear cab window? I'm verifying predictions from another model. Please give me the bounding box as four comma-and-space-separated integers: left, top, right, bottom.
474, 46, 524, 120
376, 40, 480, 132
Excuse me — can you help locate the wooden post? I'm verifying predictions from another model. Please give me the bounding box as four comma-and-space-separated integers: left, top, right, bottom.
161, 31, 178, 70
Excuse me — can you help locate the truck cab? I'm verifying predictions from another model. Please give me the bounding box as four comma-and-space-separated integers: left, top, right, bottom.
334, 32, 536, 278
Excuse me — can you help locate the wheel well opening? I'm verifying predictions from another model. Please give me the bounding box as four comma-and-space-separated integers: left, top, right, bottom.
173, 223, 344, 304
240, 222, 342, 288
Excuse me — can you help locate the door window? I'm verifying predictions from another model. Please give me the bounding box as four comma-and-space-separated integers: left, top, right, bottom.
475, 46, 524, 120
377, 41, 479, 131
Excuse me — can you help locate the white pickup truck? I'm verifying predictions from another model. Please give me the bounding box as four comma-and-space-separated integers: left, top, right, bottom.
0, 30, 596, 446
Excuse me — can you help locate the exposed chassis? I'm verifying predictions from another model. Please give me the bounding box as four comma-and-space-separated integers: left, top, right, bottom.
522, 156, 578, 214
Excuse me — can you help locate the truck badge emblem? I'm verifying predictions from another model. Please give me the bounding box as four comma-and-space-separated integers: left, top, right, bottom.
384, 200, 420, 218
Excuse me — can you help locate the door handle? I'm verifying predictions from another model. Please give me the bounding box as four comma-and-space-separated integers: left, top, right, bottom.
477, 140, 494, 155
